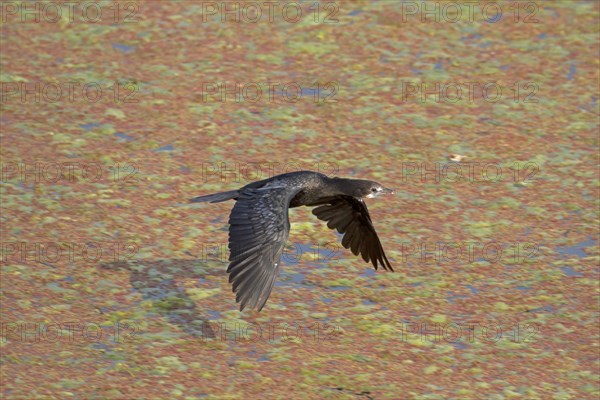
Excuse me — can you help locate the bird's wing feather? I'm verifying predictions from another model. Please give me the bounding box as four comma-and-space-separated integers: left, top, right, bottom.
312, 196, 393, 271
227, 186, 301, 311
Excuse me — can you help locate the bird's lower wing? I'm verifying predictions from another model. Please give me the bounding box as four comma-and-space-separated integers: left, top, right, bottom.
312, 196, 393, 271
227, 186, 301, 311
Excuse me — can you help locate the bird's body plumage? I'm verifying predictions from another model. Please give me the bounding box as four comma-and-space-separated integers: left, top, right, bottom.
190, 170, 394, 311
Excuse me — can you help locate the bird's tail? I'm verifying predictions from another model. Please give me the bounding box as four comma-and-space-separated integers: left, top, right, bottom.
189, 190, 238, 203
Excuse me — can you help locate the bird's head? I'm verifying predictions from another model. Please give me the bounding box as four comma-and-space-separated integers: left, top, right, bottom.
363, 180, 395, 199
333, 178, 395, 199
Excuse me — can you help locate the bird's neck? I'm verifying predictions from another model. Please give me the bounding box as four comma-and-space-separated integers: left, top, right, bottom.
324, 177, 355, 197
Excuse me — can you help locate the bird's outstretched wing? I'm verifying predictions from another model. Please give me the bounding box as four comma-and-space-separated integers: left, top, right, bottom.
227, 186, 301, 311
312, 196, 393, 271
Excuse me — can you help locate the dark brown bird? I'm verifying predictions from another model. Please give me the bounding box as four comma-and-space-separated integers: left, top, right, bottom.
190, 170, 394, 311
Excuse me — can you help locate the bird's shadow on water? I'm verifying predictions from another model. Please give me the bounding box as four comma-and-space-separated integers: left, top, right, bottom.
100, 259, 227, 338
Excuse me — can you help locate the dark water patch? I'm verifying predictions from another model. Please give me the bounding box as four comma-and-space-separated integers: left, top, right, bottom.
329, 286, 351, 291
446, 291, 468, 304
567, 63, 577, 80
465, 285, 479, 294
114, 132, 135, 141
451, 341, 469, 350
112, 43, 136, 54
80, 122, 101, 131
360, 268, 375, 278
560, 266, 583, 277
154, 144, 175, 152
526, 305, 555, 313
556, 238, 597, 258
275, 271, 310, 288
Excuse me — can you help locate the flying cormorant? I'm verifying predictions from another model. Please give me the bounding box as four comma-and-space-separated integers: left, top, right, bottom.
190, 170, 394, 311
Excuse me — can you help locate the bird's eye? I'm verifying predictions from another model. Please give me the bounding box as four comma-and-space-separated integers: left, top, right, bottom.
371, 188, 377, 192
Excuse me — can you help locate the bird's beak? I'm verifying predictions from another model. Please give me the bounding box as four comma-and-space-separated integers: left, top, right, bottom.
369, 187, 395, 198
367, 187, 395, 198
